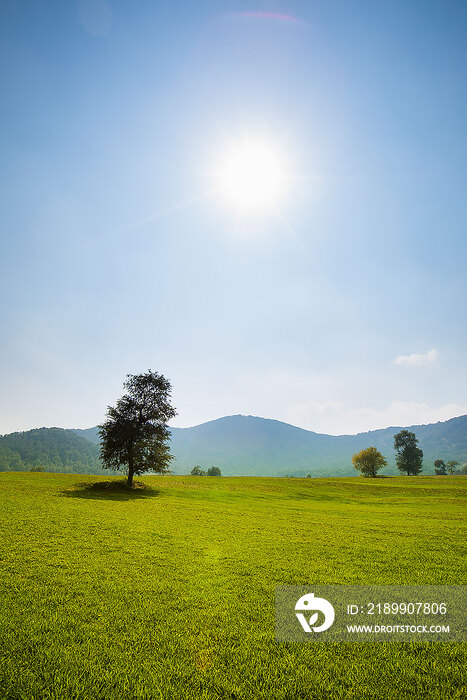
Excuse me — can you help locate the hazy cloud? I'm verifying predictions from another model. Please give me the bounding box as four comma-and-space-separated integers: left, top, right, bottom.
394, 349, 438, 367
286, 400, 467, 435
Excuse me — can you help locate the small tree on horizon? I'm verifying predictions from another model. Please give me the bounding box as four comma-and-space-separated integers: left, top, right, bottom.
434, 459, 447, 475
352, 447, 387, 477
446, 460, 459, 475
99, 370, 176, 487
394, 430, 423, 476
190, 465, 206, 476
207, 466, 221, 476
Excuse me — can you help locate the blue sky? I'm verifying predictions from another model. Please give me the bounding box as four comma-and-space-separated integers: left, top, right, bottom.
1, 0, 466, 435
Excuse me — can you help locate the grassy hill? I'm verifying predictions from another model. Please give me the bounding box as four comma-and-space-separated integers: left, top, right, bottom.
0, 472, 465, 699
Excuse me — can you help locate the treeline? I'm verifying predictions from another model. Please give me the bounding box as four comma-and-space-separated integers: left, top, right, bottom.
0, 428, 105, 474
190, 465, 222, 476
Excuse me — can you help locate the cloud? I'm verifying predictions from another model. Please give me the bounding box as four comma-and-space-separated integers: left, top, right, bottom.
286, 400, 467, 435
394, 349, 438, 367
171, 366, 466, 437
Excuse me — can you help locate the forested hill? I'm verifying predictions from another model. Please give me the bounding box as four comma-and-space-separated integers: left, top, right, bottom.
0, 428, 103, 474
73, 426, 100, 444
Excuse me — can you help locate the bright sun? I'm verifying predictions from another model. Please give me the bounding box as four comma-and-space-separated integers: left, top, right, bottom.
217, 139, 285, 213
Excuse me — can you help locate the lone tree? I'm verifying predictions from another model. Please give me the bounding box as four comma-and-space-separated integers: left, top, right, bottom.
99, 370, 176, 486
394, 430, 423, 476
352, 447, 387, 477
434, 459, 447, 475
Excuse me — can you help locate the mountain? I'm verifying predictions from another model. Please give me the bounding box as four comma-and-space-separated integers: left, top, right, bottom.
2, 415, 466, 477
165, 414, 467, 476
0, 428, 103, 474
78, 413, 467, 477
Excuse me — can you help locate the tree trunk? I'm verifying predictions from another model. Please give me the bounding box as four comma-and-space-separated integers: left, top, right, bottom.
128, 450, 134, 487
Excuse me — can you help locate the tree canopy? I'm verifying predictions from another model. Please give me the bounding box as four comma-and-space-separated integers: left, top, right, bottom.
352, 446, 387, 477
99, 371, 176, 486
434, 459, 446, 475
394, 430, 423, 476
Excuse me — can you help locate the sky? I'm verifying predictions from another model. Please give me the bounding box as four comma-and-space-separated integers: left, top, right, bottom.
1, 0, 466, 436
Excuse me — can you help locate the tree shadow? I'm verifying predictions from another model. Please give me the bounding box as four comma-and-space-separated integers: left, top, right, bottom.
60, 480, 162, 501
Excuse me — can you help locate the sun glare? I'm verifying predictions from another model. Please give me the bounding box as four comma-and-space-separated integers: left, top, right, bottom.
217, 139, 285, 213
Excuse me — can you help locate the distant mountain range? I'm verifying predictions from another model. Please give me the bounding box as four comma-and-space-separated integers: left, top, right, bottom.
169, 414, 467, 476
2, 414, 466, 477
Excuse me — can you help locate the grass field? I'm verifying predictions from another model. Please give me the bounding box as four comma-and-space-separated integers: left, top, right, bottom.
0, 472, 465, 699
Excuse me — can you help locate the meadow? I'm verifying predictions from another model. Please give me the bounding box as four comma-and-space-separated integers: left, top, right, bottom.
0, 472, 465, 699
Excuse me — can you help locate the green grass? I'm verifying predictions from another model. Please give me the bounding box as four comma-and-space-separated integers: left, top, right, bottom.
0, 472, 465, 699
